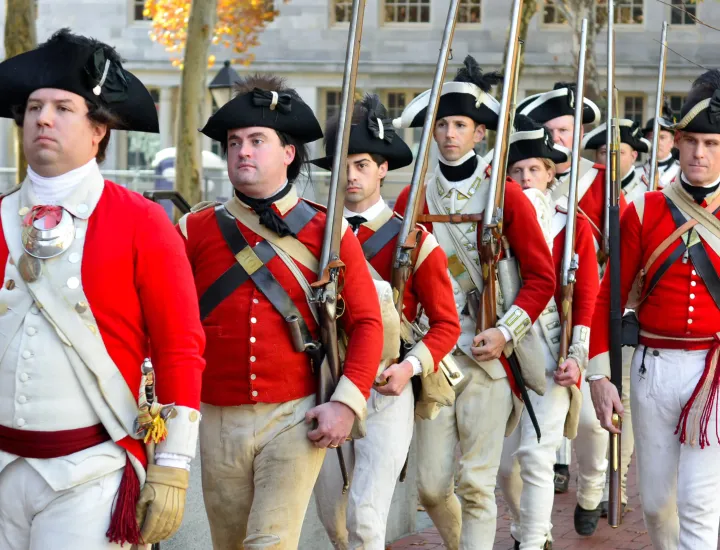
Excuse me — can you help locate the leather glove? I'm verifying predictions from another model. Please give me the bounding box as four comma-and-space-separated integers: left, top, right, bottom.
135, 464, 190, 544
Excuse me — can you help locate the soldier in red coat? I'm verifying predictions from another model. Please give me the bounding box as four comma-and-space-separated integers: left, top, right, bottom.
518, 84, 617, 534
180, 75, 384, 549
311, 94, 460, 549
392, 56, 556, 550
0, 30, 205, 548
497, 115, 599, 549
589, 70, 720, 549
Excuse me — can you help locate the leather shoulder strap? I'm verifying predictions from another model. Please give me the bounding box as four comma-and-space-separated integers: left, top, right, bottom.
361, 216, 402, 261
198, 203, 318, 322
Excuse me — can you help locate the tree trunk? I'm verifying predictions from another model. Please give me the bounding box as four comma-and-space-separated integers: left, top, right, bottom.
4, 0, 36, 184
487, 0, 538, 149
175, 0, 218, 209
556, 0, 606, 103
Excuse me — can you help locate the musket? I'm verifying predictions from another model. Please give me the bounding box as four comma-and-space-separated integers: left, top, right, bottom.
558, 18, 588, 372
607, 0, 624, 528
391, 0, 461, 319
391, 0, 461, 485
477, 0, 541, 442
648, 22, 669, 192
311, 0, 366, 495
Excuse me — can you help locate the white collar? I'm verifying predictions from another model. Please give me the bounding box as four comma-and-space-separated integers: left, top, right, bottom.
680, 172, 720, 189
343, 198, 388, 222
435, 154, 488, 198
27, 159, 99, 206
438, 149, 476, 167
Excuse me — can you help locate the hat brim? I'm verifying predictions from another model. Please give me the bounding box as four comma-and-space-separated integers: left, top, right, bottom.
518, 88, 600, 125
201, 91, 323, 144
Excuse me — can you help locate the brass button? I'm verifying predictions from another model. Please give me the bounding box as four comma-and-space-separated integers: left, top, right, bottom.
5, 280, 15, 290
75, 301, 88, 314
18, 207, 29, 217
189, 410, 199, 422
0, 303, 8, 315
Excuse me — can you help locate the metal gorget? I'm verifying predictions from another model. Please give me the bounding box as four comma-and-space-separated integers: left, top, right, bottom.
21, 207, 75, 259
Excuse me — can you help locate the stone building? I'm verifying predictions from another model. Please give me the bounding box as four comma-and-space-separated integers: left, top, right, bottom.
0, 0, 716, 189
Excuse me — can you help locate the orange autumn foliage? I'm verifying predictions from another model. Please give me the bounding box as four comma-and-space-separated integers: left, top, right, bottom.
144, 0, 279, 68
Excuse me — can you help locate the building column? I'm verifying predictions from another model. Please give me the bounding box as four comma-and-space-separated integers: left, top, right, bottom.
159, 86, 174, 150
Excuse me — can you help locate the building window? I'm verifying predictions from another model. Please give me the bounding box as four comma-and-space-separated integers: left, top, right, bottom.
622, 95, 645, 125
668, 94, 687, 118
322, 90, 366, 125
133, 0, 151, 21
596, 0, 644, 25
543, 0, 567, 24
458, 0, 481, 24
383, 0, 430, 24
670, 0, 695, 25
332, 0, 353, 24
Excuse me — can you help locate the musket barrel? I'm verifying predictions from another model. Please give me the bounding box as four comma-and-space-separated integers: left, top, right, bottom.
482, 0, 524, 232
319, 0, 366, 272
603, 0, 615, 255
649, 21, 669, 192
561, 18, 588, 287
395, 0, 460, 269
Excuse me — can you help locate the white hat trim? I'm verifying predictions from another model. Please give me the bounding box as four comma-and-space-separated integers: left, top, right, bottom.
519, 87, 601, 125
392, 81, 500, 129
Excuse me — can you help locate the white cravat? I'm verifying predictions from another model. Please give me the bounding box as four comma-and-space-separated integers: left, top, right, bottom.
27, 159, 99, 205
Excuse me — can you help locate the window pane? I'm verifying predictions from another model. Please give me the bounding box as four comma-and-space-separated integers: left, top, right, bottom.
420, 5, 429, 21
384, 0, 432, 23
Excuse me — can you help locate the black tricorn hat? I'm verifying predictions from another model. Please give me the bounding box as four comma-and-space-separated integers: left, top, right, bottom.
582, 119, 650, 153
671, 70, 720, 135
311, 94, 413, 171
518, 82, 600, 125
0, 28, 159, 133
508, 115, 570, 166
393, 56, 501, 131
642, 100, 676, 135
201, 75, 322, 145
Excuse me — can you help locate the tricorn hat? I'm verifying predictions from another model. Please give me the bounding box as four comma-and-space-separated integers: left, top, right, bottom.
642, 99, 677, 136
508, 115, 570, 166
517, 82, 600, 125
311, 94, 413, 171
0, 28, 159, 133
201, 75, 322, 145
393, 56, 501, 131
670, 70, 720, 135
582, 119, 650, 153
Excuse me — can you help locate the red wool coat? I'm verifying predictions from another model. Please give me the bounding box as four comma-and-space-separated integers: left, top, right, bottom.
552, 213, 600, 328
0, 181, 206, 466
181, 195, 383, 406
590, 190, 720, 368
356, 211, 460, 369
577, 163, 628, 246
394, 178, 556, 325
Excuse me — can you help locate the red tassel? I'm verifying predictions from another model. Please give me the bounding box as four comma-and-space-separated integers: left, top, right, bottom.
106, 459, 142, 546
675, 337, 720, 449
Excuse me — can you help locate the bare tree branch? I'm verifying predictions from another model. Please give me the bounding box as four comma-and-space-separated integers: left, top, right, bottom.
655, 0, 720, 32
652, 38, 711, 71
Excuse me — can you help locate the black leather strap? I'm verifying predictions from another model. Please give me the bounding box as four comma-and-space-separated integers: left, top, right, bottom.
212, 205, 315, 345
664, 196, 720, 310
198, 202, 319, 320
199, 243, 276, 320
361, 216, 402, 261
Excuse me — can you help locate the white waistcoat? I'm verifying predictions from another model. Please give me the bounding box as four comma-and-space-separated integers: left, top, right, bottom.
0, 172, 132, 491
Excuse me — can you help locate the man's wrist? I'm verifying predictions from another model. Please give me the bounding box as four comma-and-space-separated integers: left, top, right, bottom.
405, 356, 422, 376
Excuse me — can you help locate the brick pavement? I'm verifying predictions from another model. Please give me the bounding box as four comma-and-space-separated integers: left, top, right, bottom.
388, 459, 720, 550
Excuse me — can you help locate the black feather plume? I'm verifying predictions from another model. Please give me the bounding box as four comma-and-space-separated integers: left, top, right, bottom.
359, 93, 388, 120
455, 56, 502, 92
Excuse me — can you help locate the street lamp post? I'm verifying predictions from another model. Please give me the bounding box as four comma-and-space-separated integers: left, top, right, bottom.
208, 60, 241, 108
